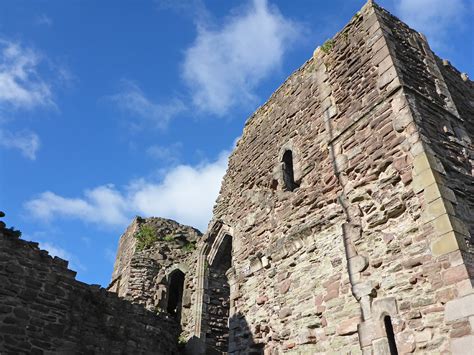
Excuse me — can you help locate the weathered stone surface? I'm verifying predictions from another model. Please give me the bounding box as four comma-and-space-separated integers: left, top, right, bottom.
336, 316, 360, 335
3, 0, 474, 354
451, 335, 474, 354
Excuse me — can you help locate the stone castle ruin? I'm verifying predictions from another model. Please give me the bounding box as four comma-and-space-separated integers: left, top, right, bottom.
1, 1, 474, 354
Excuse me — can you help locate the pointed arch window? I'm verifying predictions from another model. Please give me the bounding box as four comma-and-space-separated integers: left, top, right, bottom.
206, 234, 232, 353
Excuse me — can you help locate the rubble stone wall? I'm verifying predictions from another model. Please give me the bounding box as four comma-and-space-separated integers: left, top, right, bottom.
0, 223, 179, 354
109, 217, 202, 342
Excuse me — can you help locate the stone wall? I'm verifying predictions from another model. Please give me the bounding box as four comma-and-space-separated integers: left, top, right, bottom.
109, 216, 202, 343
0, 215, 179, 354
2, 1, 472, 354
193, 1, 474, 354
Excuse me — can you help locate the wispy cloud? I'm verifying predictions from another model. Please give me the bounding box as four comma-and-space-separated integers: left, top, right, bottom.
0, 39, 53, 110
146, 142, 182, 163
0, 39, 61, 159
0, 129, 40, 160
155, 0, 210, 24
109, 80, 186, 130
182, 0, 301, 116
395, 0, 468, 49
25, 149, 230, 232
35, 14, 53, 27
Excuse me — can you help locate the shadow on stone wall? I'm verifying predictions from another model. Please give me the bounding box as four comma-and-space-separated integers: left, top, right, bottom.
228, 312, 264, 355
183, 312, 263, 355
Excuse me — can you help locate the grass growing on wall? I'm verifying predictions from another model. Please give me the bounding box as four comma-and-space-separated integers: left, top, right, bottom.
135, 225, 157, 251
182, 241, 196, 253
163, 234, 174, 242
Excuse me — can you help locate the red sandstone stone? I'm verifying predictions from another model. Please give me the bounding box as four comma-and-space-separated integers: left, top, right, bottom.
336, 316, 360, 335
442, 265, 469, 286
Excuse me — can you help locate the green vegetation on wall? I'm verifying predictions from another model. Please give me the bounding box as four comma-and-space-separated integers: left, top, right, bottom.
135, 225, 158, 251
321, 39, 335, 54
182, 241, 196, 253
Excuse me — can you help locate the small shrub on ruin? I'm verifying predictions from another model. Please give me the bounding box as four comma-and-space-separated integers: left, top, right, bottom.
321, 39, 335, 53
135, 225, 157, 251
182, 241, 196, 253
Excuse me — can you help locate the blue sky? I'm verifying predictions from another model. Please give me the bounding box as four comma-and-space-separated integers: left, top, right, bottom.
1, 0, 473, 286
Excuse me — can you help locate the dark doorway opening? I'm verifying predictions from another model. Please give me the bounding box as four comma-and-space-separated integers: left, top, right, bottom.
384, 315, 398, 355
206, 234, 232, 354
282, 150, 297, 191
167, 269, 185, 320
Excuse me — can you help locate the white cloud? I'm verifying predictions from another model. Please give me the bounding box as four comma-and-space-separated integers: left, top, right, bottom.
129, 150, 229, 230
395, 0, 467, 47
147, 142, 182, 163
0, 39, 53, 110
109, 80, 186, 129
25, 149, 230, 232
0, 39, 60, 159
37, 240, 86, 272
183, 0, 300, 115
25, 185, 129, 227
0, 129, 40, 160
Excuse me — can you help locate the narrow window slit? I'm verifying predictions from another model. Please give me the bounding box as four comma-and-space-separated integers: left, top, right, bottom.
384, 315, 398, 355
282, 150, 298, 191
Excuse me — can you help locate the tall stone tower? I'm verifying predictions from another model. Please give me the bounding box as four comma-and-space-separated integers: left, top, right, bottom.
110, 1, 474, 354
190, 1, 474, 354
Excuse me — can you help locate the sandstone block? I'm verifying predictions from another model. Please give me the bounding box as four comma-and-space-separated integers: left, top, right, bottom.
279, 279, 291, 294
372, 337, 390, 355
392, 107, 413, 133
372, 297, 398, 319
414, 328, 432, 343
336, 316, 360, 336
349, 255, 369, 273
451, 335, 474, 355
442, 265, 469, 286
256, 295, 268, 305
445, 294, 474, 322
279, 307, 292, 319
412, 168, 442, 193
431, 232, 460, 256
422, 197, 453, 223
377, 66, 397, 89
396, 331, 416, 353
358, 320, 377, 347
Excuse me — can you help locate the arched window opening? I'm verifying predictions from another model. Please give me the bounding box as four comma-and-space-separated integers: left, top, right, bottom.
167, 269, 185, 320
384, 315, 398, 355
206, 234, 232, 354
282, 150, 297, 191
